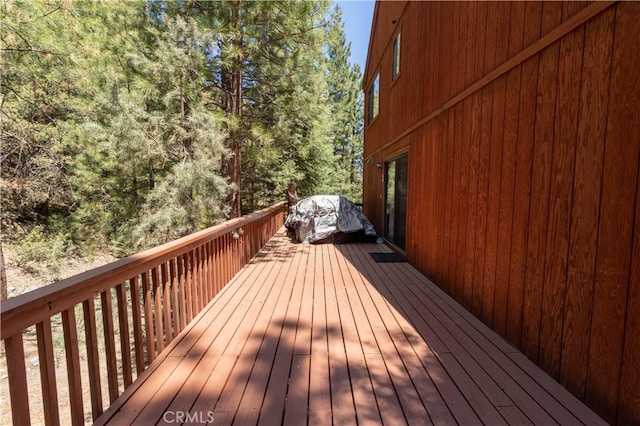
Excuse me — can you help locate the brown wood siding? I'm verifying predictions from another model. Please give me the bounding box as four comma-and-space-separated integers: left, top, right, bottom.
363, 1, 639, 424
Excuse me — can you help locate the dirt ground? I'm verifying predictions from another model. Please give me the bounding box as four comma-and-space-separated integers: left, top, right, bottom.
3, 247, 117, 299
1, 248, 117, 425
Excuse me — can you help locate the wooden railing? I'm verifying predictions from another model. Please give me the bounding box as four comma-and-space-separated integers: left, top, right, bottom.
0, 202, 286, 425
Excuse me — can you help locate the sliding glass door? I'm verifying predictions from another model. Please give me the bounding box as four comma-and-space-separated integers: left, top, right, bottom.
384, 155, 408, 250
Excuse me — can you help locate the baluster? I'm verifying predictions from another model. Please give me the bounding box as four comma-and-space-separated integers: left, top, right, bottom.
207, 241, 215, 300
5, 333, 30, 425
263, 218, 267, 247
199, 245, 207, 306
193, 247, 201, 313
199, 245, 206, 308
82, 298, 103, 420
185, 252, 194, 323
235, 229, 239, 271
245, 223, 252, 261
170, 259, 180, 336
178, 254, 188, 330
220, 236, 226, 291
233, 232, 239, 275
61, 308, 84, 425
225, 233, 231, 283
129, 276, 145, 374
161, 263, 172, 344
142, 271, 155, 363
214, 241, 220, 296
246, 223, 256, 263
224, 234, 230, 284
115, 283, 133, 388
219, 236, 225, 287
241, 227, 247, 266
202, 242, 213, 305
248, 224, 252, 261
100, 290, 119, 403
152, 267, 164, 353
252, 222, 257, 257
231, 231, 236, 277
36, 318, 60, 425
238, 226, 242, 264
214, 238, 220, 294
194, 248, 201, 314
237, 227, 243, 267
200, 245, 206, 309
201, 243, 209, 304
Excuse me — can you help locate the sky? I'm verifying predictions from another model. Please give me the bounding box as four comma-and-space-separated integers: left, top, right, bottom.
335, 0, 376, 72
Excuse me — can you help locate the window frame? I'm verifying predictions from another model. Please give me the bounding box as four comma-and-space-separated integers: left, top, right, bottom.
392, 32, 401, 81
367, 72, 380, 125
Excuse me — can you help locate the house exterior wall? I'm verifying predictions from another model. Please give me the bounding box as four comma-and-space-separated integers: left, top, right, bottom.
362, 2, 640, 424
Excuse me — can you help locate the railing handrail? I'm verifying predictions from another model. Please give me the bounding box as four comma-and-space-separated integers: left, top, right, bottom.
0, 201, 286, 339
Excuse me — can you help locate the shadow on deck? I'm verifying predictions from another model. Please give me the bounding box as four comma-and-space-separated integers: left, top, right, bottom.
95, 229, 605, 426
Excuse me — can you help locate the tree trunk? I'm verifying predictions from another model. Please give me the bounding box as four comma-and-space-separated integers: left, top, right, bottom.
149, 160, 155, 190
0, 237, 5, 357
230, 63, 242, 217
132, 172, 139, 210
0, 238, 8, 301
250, 173, 255, 212
222, 0, 243, 218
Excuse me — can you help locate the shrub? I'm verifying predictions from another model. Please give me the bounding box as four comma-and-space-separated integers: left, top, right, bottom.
12, 226, 73, 274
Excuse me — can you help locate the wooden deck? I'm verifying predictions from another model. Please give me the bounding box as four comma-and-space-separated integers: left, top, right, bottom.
95, 229, 606, 426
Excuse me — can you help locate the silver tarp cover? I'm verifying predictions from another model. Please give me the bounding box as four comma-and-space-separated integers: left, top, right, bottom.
285, 195, 377, 244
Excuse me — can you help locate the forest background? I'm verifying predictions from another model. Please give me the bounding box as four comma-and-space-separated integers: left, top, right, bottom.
0, 0, 364, 296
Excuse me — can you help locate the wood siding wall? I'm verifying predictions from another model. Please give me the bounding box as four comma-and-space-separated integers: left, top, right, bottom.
362, 2, 640, 424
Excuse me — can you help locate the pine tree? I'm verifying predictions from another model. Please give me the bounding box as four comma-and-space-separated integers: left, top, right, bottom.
1, 1, 83, 231
111, 8, 233, 249
236, 0, 339, 208
1, 0, 365, 262
326, 5, 364, 202
163, 0, 340, 214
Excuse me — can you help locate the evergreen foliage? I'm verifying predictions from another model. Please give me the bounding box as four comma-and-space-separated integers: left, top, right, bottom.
1, 0, 365, 259
326, 5, 365, 202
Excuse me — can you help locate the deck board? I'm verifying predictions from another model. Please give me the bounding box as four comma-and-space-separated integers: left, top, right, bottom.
97, 229, 606, 426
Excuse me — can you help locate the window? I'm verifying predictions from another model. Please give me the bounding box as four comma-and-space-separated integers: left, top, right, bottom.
368, 73, 380, 124
392, 33, 401, 80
